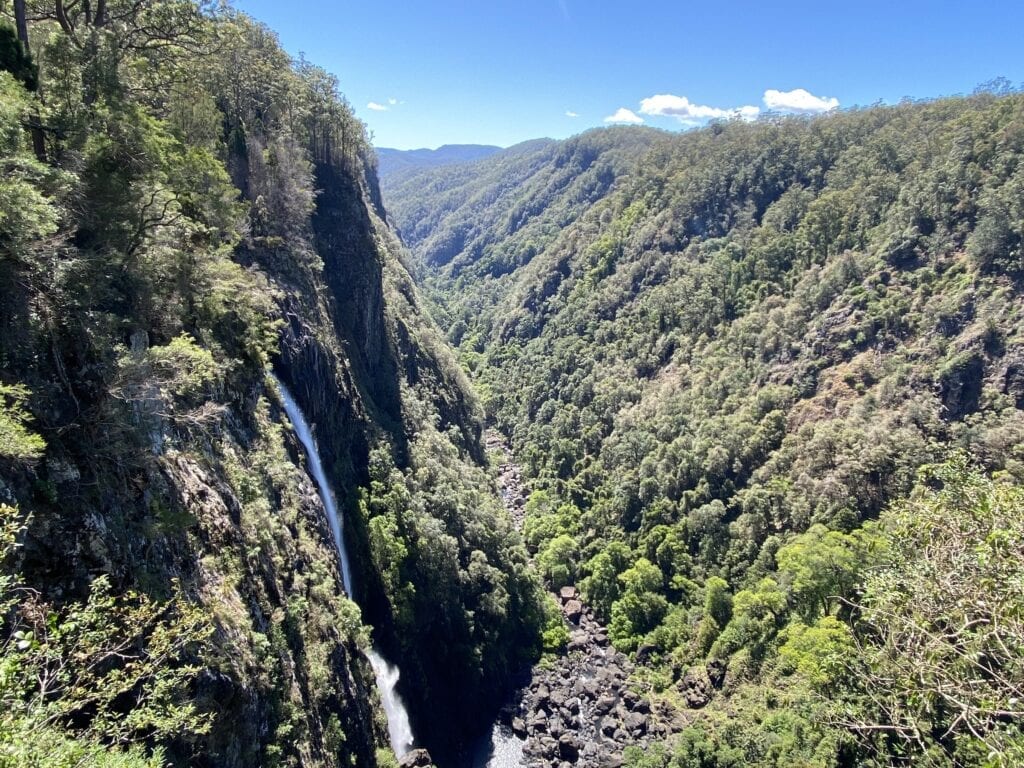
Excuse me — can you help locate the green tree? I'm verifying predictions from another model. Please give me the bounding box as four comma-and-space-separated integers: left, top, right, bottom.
609, 558, 667, 651
536, 533, 578, 589
710, 577, 787, 663
580, 540, 631, 618
775, 523, 883, 621
0, 505, 212, 765
0, 383, 44, 462
777, 616, 856, 692
696, 576, 732, 656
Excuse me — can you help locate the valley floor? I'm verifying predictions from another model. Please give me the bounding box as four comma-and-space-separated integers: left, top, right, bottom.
481, 432, 679, 768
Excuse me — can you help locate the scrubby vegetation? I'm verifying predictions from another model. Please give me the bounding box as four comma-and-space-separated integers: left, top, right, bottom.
388, 91, 1024, 766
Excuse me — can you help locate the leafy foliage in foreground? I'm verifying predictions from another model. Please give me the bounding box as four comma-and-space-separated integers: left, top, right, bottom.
391, 93, 1024, 765
0, 504, 210, 767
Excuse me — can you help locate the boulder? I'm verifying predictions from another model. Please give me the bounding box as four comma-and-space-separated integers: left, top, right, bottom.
679, 670, 711, 709
571, 678, 594, 699
624, 711, 649, 736
595, 695, 617, 715
560, 586, 579, 602
398, 748, 432, 768
512, 717, 527, 738
558, 733, 581, 762
534, 683, 551, 711
539, 736, 559, 759
634, 642, 658, 664
564, 599, 584, 623
706, 658, 727, 689
528, 713, 548, 733
567, 632, 588, 652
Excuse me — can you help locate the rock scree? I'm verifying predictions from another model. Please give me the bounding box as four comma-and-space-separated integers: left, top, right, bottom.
484, 430, 676, 767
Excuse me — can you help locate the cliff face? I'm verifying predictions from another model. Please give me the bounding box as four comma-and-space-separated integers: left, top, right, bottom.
0, 112, 390, 768
0, 7, 539, 767
267, 157, 538, 766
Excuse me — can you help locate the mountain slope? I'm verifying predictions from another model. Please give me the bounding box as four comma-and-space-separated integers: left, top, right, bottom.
391, 95, 1024, 766
0, 5, 541, 767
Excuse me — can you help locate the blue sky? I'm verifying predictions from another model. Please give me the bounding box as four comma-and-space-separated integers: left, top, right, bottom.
233, 0, 1024, 150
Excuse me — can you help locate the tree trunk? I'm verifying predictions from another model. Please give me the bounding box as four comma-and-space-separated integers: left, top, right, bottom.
13, 0, 46, 162
54, 0, 75, 37
13, 0, 29, 48
30, 116, 46, 162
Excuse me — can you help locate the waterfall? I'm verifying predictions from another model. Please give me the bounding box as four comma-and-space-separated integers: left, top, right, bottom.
273, 375, 416, 758
367, 650, 415, 755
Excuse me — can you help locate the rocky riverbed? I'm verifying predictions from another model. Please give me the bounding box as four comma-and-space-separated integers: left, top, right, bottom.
481, 431, 676, 768
485, 430, 527, 530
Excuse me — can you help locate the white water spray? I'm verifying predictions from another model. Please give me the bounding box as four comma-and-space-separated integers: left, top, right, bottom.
274, 375, 415, 758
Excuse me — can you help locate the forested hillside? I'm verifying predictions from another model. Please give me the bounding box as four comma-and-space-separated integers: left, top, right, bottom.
387, 94, 1024, 766
381, 130, 659, 281
0, 3, 542, 767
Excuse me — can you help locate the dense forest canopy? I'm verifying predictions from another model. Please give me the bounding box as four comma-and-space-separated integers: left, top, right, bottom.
386, 91, 1024, 767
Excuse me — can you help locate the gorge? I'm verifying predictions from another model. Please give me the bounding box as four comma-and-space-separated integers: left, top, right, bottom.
1, 3, 1024, 768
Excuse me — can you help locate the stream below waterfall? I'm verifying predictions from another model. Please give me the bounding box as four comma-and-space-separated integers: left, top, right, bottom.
274, 376, 416, 758
470, 430, 672, 768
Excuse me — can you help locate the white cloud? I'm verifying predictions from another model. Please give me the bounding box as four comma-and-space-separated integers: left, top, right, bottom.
639, 94, 760, 122
367, 101, 388, 111
763, 88, 839, 114
604, 107, 644, 125
733, 105, 761, 121
566, 110, 579, 118
640, 94, 723, 120
388, 98, 398, 106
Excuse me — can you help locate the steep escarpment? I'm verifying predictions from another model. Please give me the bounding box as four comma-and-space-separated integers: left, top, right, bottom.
388, 94, 1024, 766
0, 4, 541, 767
263, 151, 544, 765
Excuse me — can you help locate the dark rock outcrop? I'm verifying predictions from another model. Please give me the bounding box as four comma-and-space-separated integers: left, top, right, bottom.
398, 748, 433, 768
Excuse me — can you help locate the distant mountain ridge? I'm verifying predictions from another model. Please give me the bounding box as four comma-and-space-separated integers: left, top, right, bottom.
378, 130, 653, 269
375, 143, 503, 179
